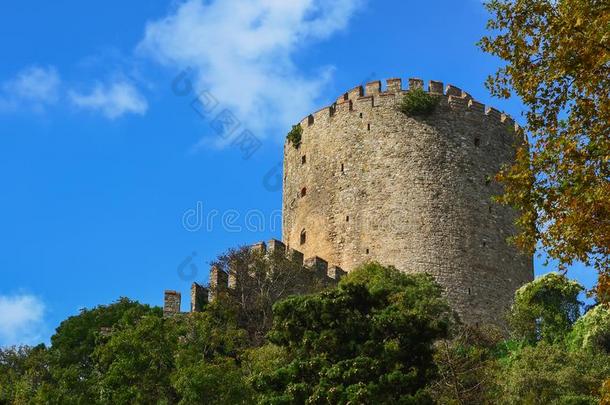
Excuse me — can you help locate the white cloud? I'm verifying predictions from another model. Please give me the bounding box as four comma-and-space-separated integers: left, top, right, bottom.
139, 0, 363, 143
69, 81, 148, 119
0, 294, 45, 347
0, 66, 147, 119
0, 66, 61, 111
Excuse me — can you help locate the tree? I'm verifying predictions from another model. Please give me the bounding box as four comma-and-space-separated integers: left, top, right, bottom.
0, 346, 30, 403
493, 342, 610, 404
171, 303, 253, 404
479, 0, 610, 286
92, 314, 178, 404
45, 298, 160, 403
254, 263, 454, 404
0, 345, 51, 404
212, 246, 327, 346
509, 273, 583, 344
91, 300, 254, 405
429, 325, 503, 404
568, 304, 610, 353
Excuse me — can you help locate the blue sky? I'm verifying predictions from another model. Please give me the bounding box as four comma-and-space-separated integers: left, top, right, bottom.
0, 0, 596, 347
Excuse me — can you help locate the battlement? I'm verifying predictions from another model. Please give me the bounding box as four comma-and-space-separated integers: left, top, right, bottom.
206, 239, 346, 296
163, 239, 346, 315
299, 77, 518, 132
163, 290, 181, 317
283, 75, 534, 328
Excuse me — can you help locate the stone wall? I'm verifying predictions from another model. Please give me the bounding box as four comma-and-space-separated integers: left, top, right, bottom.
205, 239, 346, 297
282, 78, 534, 326
190, 282, 208, 312
163, 239, 346, 315
163, 290, 181, 316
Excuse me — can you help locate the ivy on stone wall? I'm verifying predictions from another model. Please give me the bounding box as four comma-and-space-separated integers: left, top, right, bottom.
398, 88, 440, 117
286, 124, 302, 147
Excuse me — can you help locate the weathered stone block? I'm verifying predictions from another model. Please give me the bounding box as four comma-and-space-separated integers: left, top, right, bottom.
191, 282, 208, 312
164, 290, 181, 316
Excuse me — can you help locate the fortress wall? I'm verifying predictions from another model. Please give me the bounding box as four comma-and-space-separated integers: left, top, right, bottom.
282, 78, 533, 325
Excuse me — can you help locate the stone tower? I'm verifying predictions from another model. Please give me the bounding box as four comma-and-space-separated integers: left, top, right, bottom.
282, 78, 533, 325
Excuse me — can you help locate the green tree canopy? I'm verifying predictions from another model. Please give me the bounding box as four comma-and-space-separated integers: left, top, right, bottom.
170, 303, 253, 405
479, 0, 610, 285
568, 304, 610, 353
509, 273, 583, 344
255, 263, 454, 404
47, 298, 160, 403
493, 342, 610, 404
92, 314, 178, 404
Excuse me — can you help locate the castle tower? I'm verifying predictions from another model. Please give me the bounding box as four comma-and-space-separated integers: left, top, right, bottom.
282, 78, 533, 325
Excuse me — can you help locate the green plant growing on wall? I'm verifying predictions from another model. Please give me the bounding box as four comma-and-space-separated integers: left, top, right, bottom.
509, 272, 583, 344
286, 124, 302, 147
568, 304, 610, 353
398, 88, 440, 116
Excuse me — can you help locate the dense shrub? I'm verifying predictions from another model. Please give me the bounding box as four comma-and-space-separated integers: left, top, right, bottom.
509, 272, 583, 344
568, 304, 610, 353
398, 88, 440, 116
286, 124, 302, 147
255, 263, 454, 404
492, 342, 610, 404
430, 325, 503, 404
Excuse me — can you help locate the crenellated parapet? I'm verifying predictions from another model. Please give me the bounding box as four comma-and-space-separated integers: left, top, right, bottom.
299, 77, 518, 134
163, 290, 182, 317
205, 239, 346, 302
283, 75, 534, 328
163, 239, 346, 315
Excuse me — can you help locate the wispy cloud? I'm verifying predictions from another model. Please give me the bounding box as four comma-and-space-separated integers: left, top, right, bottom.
0, 66, 148, 120
0, 294, 46, 347
69, 81, 148, 119
0, 66, 61, 112
139, 0, 363, 142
